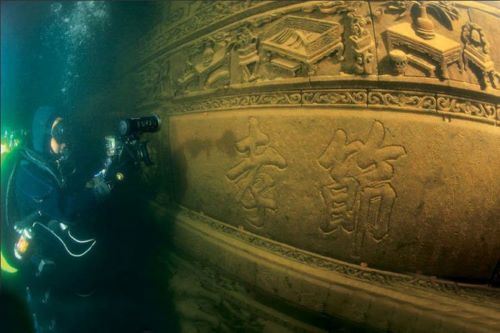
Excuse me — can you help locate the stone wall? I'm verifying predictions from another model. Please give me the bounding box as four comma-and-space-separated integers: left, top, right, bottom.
117, 1, 500, 332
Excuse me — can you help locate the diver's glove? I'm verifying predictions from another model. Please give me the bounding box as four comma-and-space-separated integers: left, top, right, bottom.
86, 169, 112, 199
85, 135, 128, 199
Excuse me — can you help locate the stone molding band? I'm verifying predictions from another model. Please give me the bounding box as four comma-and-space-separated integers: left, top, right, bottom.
165, 203, 500, 332
159, 88, 499, 127
169, 204, 500, 305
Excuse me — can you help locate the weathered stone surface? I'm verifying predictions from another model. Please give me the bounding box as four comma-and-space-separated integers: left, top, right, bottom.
122, 1, 500, 331
167, 205, 500, 332
169, 109, 499, 280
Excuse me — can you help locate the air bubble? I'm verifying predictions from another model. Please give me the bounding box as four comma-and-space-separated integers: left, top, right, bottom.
50, 2, 62, 13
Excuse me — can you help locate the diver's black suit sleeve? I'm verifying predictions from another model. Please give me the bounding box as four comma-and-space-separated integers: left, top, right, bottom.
15, 160, 99, 225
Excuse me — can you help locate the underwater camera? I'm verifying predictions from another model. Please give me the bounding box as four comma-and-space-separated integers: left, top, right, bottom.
105, 115, 161, 172
116, 115, 161, 166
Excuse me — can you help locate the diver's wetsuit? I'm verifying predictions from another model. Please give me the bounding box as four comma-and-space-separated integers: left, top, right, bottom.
13, 107, 105, 333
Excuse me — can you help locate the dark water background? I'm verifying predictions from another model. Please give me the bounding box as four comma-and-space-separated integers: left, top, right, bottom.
1, 2, 177, 332
2, 1, 155, 123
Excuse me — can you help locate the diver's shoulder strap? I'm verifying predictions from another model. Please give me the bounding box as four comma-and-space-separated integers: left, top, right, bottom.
19, 148, 65, 188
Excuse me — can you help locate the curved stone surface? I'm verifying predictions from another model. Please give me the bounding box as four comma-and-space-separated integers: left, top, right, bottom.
158, 203, 500, 333
168, 107, 499, 280
122, 1, 500, 331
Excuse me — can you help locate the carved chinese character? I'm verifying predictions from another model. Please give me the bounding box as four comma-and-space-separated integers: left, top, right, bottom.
318, 121, 406, 256
226, 118, 287, 228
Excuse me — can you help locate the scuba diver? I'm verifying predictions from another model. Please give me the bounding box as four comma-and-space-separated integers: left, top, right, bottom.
1, 107, 160, 332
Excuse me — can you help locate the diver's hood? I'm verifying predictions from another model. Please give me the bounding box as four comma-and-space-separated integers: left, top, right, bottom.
32, 106, 59, 155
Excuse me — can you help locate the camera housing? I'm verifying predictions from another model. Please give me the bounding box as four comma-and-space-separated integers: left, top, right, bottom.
103, 115, 161, 180
118, 115, 161, 137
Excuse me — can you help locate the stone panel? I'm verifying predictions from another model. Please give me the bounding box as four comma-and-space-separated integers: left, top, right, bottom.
168, 108, 500, 280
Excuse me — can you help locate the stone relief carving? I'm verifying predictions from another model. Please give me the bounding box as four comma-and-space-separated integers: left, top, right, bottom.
389, 49, 408, 75
137, 55, 171, 104
136, 1, 378, 66
132, 0, 500, 99
231, 24, 261, 82
381, 1, 460, 39
144, 1, 483, 99
137, 0, 271, 63
437, 95, 497, 121
127, 2, 500, 330
348, 13, 375, 75
166, 253, 329, 333
302, 1, 363, 15
161, 2, 187, 26
368, 90, 436, 111
385, 23, 463, 79
381, 1, 463, 79
260, 15, 344, 76
302, 90, 368, 105
170, 3, 381, 94
177, 34, 231, 93
318, 121, 406, 256
174, 12, 293, 93
168, 90, 367, 114
166, 88, 498, 126
461, 22, 499, 90
169, 92, 303, 113
226, 118, 288, 228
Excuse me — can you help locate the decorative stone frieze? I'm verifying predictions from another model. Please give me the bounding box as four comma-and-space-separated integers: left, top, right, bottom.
436, 94, 497, 123
368, 90, 437, 112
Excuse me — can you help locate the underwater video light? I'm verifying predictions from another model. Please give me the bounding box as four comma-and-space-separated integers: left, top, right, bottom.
112, 115, 161, 167
1, 143, 9, 154
1, 129, 25, 153
118, 115, 161, 137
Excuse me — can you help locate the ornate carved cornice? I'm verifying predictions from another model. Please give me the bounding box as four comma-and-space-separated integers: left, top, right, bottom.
158, 85, 499, 127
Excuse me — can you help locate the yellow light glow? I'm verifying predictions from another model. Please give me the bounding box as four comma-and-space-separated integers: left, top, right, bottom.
16, 237, 30, 254
1, 251, 18, 274
1, 143, 9, 155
